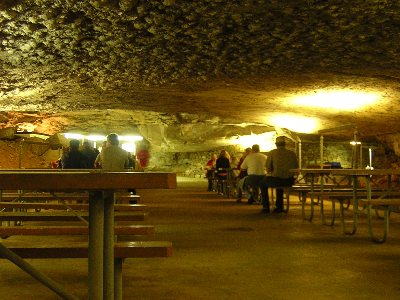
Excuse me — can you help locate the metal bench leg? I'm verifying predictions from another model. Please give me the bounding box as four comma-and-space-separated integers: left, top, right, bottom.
339, 199, 358, 235
301, 193, 316, 222
114, 258, 123, 300
282, 188, 290, 213
0, 243, 79, 300
367, 205, 389, 243
320, 196, 336, 226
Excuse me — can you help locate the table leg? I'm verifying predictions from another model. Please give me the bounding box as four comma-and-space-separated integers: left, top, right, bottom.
89, 192, 104, 300
103, 192, 115, 299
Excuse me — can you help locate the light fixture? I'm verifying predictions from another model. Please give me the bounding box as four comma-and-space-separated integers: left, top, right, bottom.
64, 133, 84, 139
121, 142, 136, 153
86, 135, 106, 141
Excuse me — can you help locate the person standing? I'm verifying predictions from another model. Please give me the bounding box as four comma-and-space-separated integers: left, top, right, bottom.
98, 133, 129, 170
260, 136, 298, 213
236, 147, 252, 180
93, 133, 129, 204
61, 139, 88, 169
239, 144, 267, 204
81, 141, 98, 168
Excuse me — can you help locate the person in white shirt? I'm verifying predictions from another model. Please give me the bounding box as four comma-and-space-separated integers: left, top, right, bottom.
98, 133, 129, 170
92, 133, 129, 203
239, 144, 267, 204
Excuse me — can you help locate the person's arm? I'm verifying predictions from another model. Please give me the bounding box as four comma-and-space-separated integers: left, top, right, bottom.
240, 157, 248, 171
124, 151, 129, 169
266, 153, 273, 173
94, 153, 102, 168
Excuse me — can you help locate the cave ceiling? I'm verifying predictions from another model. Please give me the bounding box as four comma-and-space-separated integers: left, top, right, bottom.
1, 0, 400, 151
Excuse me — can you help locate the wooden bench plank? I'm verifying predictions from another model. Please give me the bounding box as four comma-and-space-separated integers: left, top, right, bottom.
0, 211, 147, 222
0, 225, 154, 237
0, 241, 172, 259
309, 190, 400, 199
0, 193, 140, 203
0, 202, 146, 211
359, 199, 400, 206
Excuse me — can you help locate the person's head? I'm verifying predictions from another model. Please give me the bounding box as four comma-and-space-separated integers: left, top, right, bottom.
107, 133, 119, 146
251, 144, 260, 153
275, 136, 286, 147
219, 149, 230, 160
69, 139, 80, 151
243, 147, 252, 156
82, 141, 91, 149
211, 153, 217, 160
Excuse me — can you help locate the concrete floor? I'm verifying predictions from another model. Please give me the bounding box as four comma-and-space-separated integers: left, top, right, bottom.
1, 176, 400, 299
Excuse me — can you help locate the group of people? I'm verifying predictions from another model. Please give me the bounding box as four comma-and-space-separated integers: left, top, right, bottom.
205, 136, 298, 214
59, 133, 141, 171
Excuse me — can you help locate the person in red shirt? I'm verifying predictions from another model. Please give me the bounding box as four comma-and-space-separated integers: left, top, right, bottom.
205, 154, 217, 191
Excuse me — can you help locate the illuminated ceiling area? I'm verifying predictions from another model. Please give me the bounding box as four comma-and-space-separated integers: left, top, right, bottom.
1, 1, 400, 154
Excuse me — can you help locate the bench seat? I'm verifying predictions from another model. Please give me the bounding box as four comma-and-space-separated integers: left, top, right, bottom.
358, 199, 400, 206
0, 211, 147, 222
0, 225, 154, 237
357, 199, 400, 243
0, 193, 140, 203
0, 241, 172, 259
0, 202, 146, 211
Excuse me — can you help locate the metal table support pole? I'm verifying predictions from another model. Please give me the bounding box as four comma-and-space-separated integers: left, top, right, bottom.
114, 258, 123, 300
89, 192, 105, 300
0, 243, 79, 300
103, 192, 115, 299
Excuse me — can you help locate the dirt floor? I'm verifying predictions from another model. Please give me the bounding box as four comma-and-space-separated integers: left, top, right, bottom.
1, 177, 400, 299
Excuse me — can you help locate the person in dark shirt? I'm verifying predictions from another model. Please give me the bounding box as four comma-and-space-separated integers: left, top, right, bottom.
61, 139, 89, 169
81, 141, 98, 168
215, 149, 231, 194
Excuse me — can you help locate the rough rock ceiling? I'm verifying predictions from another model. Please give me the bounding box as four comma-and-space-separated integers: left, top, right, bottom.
1, 1, 400, 151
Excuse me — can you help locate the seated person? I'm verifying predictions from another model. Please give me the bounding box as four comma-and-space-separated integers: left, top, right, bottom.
215, 150, 231, 194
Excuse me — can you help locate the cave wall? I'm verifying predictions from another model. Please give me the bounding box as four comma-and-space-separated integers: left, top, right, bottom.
0, 135, 398, 173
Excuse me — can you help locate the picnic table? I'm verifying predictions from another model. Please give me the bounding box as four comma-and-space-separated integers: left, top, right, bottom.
291, 168, 400, 243
0, 169, 177, 299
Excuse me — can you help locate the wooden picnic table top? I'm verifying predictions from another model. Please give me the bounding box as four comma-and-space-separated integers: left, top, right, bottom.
0, 169, 177, 190
0, 169, 177, 299
291, 168, 400, 176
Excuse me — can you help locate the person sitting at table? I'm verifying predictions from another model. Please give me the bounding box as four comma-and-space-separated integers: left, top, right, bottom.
260, 136, 298, 213
215, 150, 231, 195
205, 153, 217, 191
239, 144, 267, 204
235, 147, 252, 202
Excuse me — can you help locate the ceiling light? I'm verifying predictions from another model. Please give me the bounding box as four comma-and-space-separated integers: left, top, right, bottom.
64, 133, 84, 139
86, 135, 106, 141
121, 142, 136, 153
